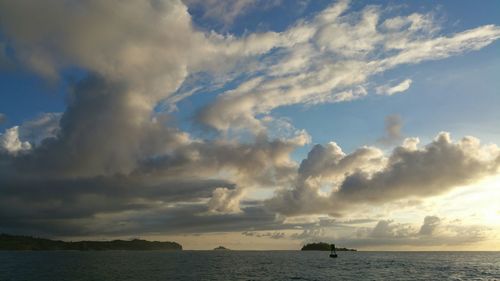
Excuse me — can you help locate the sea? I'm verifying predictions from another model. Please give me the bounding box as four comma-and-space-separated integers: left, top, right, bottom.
0, 251, 499, 281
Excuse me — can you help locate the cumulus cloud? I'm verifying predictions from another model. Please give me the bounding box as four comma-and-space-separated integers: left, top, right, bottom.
376, 79, 412, 96
298, 142, 384, 181
208, 187, 246, 214
0, 126, 31, 154
336, 133, 499, 204
419, 216, 441, 236
268, 132, 500, 216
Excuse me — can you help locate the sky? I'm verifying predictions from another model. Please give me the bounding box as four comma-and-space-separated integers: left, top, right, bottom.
0, 0, 499, 250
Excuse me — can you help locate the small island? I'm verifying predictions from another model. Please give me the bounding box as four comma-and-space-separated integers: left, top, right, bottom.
0, 234, 182, 251
301, 242, 356, 251
213, 246, 229, 250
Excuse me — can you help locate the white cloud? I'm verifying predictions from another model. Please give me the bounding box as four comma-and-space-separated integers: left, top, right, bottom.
376, 79, 412, 96
198, 2, 500, 133
207, 187, 246, 214
0, 126, 31, 154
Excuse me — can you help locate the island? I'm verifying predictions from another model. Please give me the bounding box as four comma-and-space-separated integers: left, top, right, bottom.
0, 234, 182, 251
213, 246, 229, 250
301, 242, 356, 251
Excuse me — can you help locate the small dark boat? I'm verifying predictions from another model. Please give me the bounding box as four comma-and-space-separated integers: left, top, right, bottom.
329, 244, 338, 258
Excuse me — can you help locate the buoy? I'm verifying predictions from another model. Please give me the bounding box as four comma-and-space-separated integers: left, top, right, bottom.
330, 244, 338, 258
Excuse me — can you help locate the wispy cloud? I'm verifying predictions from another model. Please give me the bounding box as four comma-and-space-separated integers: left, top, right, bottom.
376, 79, 412, 96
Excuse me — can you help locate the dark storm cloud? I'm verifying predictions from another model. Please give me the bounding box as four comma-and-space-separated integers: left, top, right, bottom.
0, 75, 302, 236
59, 205, 280, 237
0, 29, 302, 235
0, 168, 237, 236
72, 205, 275, 236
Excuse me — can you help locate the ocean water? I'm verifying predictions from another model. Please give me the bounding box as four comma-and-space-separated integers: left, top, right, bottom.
0, 251, 499, 281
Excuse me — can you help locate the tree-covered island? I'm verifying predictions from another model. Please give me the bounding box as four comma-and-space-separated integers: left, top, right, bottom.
0, 234, 182, 251
301, 242, 356, 251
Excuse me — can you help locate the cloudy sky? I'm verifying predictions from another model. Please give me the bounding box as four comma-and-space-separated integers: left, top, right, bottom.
1, 0, 499, 250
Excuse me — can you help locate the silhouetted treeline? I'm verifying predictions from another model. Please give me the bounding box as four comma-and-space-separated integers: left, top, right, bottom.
0, 234, 182, 251
301, 242, 356, 251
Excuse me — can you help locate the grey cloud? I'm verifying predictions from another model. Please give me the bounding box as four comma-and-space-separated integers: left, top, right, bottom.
290, 228, 325, 240
377, 114, 403, 146
266, 142, 384, 216
0, 202, 279, 238
291, 217, 490, 249
0, 73, 303, 236
208, 187, 246, 214
337, 219, 377, 225
419, 216, 441, 236
266, 143, 385, 216
0, 113, 6, 124
268, 132, 500, 216
115, 205, 282, 236
18, 113, 61, 146
12, 75, 172, 177
242, 231, 286, 239
370, 220, 414, 238
337, 133, 499, 204
0, 173, 233, 221
137, 132, 304, 188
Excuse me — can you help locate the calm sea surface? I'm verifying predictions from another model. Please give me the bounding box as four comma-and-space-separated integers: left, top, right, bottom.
0, 251, 499, 281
